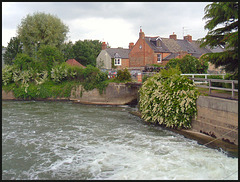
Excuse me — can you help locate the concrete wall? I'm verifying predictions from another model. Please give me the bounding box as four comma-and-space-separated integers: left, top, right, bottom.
70, 82, 139, 105
191, 96, 238, 145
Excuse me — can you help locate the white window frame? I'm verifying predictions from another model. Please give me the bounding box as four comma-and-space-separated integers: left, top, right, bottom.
157, 54, 162, 63
114, 58, 121, 65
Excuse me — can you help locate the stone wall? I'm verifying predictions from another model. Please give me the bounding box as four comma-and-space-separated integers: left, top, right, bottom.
191, 96, 238, 145
70, 82, 139, 105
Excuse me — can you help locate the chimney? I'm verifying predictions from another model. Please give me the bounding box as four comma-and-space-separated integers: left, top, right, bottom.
129, 42, 134, 49
169, 32, 177, 40
139, 28, 145, 39
102, 42, 107, 50
184, 34, 192, 42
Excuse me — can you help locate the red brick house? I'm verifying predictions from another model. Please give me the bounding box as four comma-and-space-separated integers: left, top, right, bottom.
129, 29, 225, 69
66, 59, 86, 68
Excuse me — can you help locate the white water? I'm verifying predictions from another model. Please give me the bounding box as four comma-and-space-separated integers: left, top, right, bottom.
2, 101, 238, 180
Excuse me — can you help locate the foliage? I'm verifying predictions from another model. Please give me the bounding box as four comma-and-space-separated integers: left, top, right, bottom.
5, 80, 78, 100
200, 2, 238, 77
37, 45, 64, 73
116, 68, 132, 82
13, 53, 36, 71
81, 65, 108, 93
61, 41, 75, 60
72, 40, 102, 66
2, 65, 15, 85
17, 12, 69, 56
51, 62, 78, 83
139, 68, 200, 129
3, 37, 23, 65
166, 55, 208, 74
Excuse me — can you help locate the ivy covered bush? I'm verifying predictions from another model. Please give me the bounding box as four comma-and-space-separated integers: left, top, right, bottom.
139, 68, 200, 129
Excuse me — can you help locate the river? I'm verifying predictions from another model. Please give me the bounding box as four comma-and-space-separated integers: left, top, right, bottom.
2, 101, 238, 180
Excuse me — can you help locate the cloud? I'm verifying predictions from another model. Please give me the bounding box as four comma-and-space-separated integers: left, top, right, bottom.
2, 2, 211, 47
68, 17, 137, 48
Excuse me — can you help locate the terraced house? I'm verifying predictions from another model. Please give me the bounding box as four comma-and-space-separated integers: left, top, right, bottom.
96, 28, 225, 73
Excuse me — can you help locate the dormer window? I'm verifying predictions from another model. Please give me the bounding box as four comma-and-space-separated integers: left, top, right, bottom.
156, 39, 162, 47
114, 53, 121, 65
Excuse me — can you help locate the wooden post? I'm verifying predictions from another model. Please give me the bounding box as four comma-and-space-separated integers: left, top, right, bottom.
232, 81, 234, 98
209, 80, 211, 95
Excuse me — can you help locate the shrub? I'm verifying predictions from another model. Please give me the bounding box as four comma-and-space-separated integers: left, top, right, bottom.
2, 65, 15, 85
51, 63, 70, 83
166, 55, 208, 74
139, 68, 200, 129
116, 68, 132, 82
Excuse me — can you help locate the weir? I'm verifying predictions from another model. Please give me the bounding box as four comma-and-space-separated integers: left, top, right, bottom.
2, 82, 238, 152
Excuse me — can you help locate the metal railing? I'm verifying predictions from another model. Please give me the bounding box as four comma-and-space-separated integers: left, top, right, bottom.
188, 77, 238, 98
181, 74, 226, 84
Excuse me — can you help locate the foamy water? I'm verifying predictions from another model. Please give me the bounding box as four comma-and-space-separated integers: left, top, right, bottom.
2, 101, 238, 180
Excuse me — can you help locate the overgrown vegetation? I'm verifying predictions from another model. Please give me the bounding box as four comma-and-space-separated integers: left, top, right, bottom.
139, 68, 200, 129
166, 55, 209, 74
2, 61, 110, 99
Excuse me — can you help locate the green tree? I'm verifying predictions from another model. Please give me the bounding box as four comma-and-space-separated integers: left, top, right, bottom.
166, 55, 208, 74
200, 2, 238, 77
13, 53, 35, 71
61, 41, 75, 61
72, 40, 102, 66
3, 37, 23, 65
37, 45, 64, 73
17, 12, 69, 57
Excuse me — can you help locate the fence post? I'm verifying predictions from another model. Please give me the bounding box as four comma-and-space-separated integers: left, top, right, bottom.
209, 79, 211, 95
205, 74, 207, 83
232, 81, 235, 98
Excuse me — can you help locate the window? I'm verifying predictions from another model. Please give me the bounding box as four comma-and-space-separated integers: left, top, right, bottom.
114, 58, 121, 65
157, 54, 162, 63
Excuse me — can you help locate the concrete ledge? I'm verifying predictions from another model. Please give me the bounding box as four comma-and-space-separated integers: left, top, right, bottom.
197, 96, 238, 113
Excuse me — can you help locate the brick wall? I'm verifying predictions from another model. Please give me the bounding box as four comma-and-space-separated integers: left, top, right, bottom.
115, 58, 130, 69
129, 37, 155, 67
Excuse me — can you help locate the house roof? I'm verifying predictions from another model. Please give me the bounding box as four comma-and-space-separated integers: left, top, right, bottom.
144, 35, 225, 59
66, 59, 86, 68
145, 37, 170, 53
105, 48, 130, 59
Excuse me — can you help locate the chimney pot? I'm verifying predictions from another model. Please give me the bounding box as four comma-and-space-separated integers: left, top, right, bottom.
139, 29, 145, 39
184, 34, 192, 42
129, 42, 134, 49
169, 32, 177, 40
102, 42, 107, 50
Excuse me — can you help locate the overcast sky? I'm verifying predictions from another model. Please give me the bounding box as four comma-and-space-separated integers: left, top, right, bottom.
2, 2, 212, 48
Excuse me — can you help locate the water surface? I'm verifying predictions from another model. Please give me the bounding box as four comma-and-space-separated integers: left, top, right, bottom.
2, 101, 238, 180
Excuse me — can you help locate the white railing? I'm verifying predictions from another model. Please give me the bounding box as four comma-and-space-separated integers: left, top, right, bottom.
181, 74, 226, 84
188, 77, 238, 98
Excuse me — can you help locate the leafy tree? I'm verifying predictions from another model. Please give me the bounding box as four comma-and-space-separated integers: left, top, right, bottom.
13, 53, 35, 71
200, 2, 238, 77
3, 37, 23, 65
61, 41, 75, 61
37, 45, 64, 73
166, 55, 208, 74
72, 40, 102, 66
17, 12, 69, 57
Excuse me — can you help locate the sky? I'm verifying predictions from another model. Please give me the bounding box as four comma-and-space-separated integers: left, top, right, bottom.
2, 2, 212, 49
